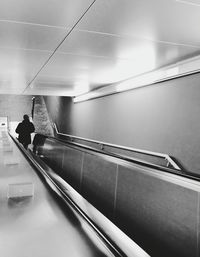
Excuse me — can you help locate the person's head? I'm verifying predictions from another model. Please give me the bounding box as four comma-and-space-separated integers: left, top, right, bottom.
23, 114, 29, 121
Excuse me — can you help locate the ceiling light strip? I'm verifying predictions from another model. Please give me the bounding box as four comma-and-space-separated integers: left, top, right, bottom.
176, 0, 200, 7
74, 55, 200, 103
0, 19, 68, 29
75, 28, 200, 49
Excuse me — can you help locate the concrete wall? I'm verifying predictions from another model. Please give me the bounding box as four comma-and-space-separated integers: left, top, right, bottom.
44, 72, 200, 174
0, 94, 33, 122
33, 96, 54, 136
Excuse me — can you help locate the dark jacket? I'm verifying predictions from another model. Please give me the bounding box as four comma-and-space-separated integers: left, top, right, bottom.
15, 120, 35, 145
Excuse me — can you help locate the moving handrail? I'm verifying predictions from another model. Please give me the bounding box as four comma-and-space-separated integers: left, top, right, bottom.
9, 132, 150, 257
53, 123, 182, 171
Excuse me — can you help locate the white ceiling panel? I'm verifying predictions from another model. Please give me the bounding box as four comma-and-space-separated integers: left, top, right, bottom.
0, 0, 96, 95
0, 21, 70, 51
35, 53, 115, 78
24, 84, 77, 97
0, 0, 200, 97
0, 48, 52, 93
32, 26, 200, 95
33, 52, 158, 85
58, 29, 200, 64
77, 0, 200, 47
0, 0, 94, 27
0, 48, 51, 76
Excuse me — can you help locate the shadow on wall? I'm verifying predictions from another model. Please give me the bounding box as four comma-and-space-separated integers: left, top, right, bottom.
43, 96, 73, 134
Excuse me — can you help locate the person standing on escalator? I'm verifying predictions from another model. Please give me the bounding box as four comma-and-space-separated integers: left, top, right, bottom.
15, 114, 35, 149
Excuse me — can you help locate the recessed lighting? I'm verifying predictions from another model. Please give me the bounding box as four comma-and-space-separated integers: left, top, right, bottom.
74, 55, 200, 103
176, 0, 200, 7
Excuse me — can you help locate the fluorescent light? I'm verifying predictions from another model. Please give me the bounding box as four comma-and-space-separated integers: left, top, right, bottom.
73, 91, 99, 103
74, 55, 200, 103
176, 0, 200, 7
116, 72, 159, 93
164, 67, 179, 77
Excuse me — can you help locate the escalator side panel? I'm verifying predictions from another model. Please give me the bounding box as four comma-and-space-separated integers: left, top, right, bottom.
62, 147, 83, 193
116, 165, 198, 257
37, 135, 200, 257
81, 153, 117, 220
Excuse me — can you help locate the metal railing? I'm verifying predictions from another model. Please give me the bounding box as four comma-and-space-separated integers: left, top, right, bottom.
53, 123, 181, 171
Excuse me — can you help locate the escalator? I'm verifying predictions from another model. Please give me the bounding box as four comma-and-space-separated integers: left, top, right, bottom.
29, 133, 200, 257
0, 130, 149, 257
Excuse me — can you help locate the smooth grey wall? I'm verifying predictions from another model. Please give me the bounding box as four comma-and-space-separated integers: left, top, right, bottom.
44, 72, 200, 174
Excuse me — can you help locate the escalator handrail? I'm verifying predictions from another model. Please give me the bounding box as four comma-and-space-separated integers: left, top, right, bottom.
53, 123, 181, 171
35, 131, 186, 177
33, 132, 200, 183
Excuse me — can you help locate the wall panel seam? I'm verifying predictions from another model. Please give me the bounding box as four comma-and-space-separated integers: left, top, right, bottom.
113, 164, 119, 221
80, 152, 85, 193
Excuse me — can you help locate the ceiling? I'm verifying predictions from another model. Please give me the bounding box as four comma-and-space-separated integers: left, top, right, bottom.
0, 0, 200, 96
